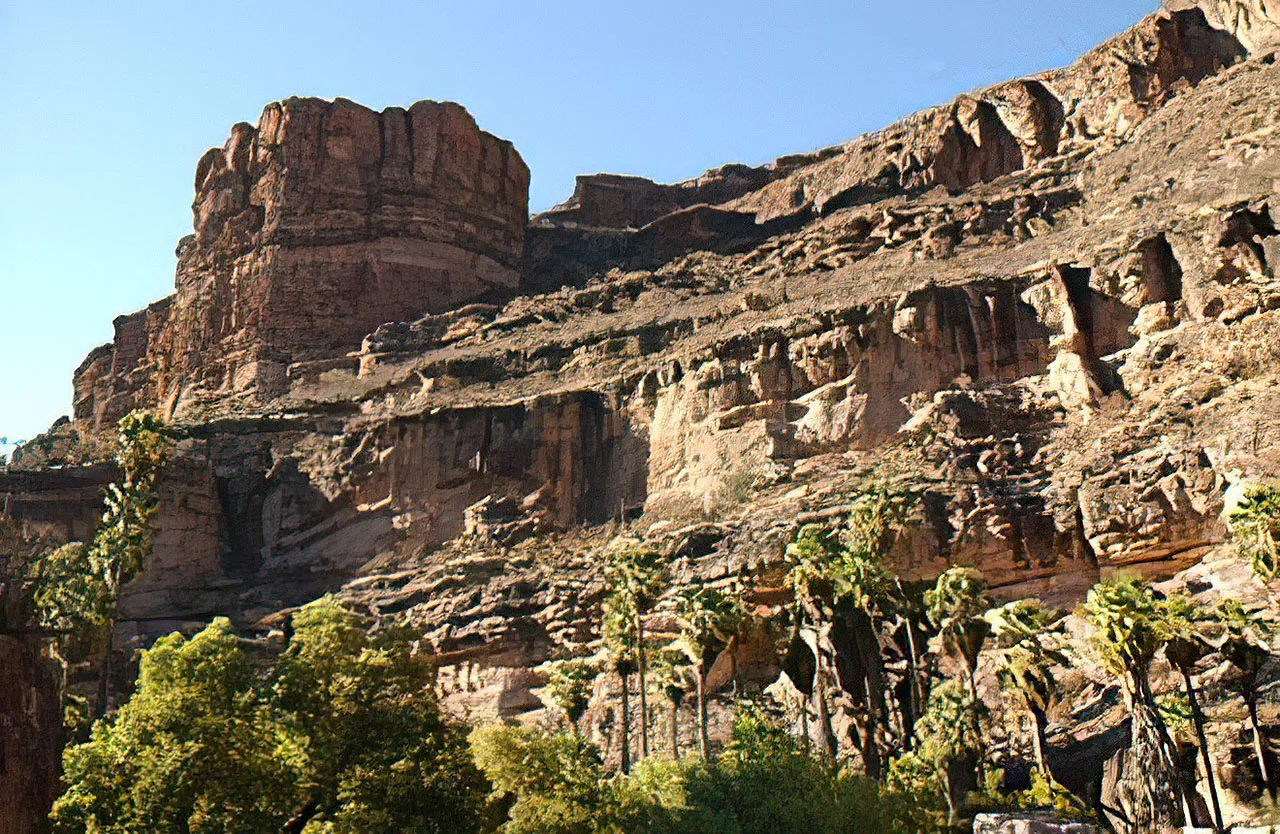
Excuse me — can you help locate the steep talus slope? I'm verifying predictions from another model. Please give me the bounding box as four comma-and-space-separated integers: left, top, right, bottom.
4, 0, 1280, 777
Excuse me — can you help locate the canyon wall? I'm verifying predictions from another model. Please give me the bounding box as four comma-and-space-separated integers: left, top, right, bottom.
18, 0, 1280, 652
3, 6, 1280, 818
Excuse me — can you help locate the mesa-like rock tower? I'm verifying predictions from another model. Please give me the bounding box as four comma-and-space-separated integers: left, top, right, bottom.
74, 97, 529, 428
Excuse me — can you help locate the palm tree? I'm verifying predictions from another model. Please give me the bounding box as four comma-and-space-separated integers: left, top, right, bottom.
785, 490, 906, 777
1082, 574, 1184, 833
606, 540, 666, 761
984, 599, 1069, 775
651, 649, 691, 758
1212, 598, 1276, 801
828, 530, 896, 780
1157, 592, 1224, 833
544, 658, 598, 735
1228, 483, 1280, 582
889, 577, 934, 750
914, 678, 987, 826
603, 592, 638, 773
674, 584, 744, 759
785, 524, 841, 757
925, 567, 990, 776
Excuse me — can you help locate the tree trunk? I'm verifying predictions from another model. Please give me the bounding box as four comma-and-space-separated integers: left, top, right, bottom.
851, 610, 884, 781
813, 663, 836, 759
963, 659, 985, 781
903, 610, 923, 738
1181, 668, 1224, 833
695, 664, 709, 760
1030, 704, 1049, 775
636, 613, 649, 760
728, 635, 739, 698
669, 699, 680, 759
1125, 676, 1184, 833
620, 671, 631, 774
96, 630, 112, 719
96, 561, 124, 720
1247, 693, 1276, 801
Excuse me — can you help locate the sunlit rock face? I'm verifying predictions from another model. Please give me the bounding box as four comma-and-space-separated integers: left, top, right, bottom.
73, 97, 529, 429
6, 1, 1280, 797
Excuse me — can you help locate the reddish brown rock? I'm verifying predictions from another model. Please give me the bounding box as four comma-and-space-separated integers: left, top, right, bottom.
75, 98, 530, 428
537, 163, 795, 231
6, 0, 1280, 790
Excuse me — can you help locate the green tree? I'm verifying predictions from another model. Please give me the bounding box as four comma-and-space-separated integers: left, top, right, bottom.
1081, 575, 1183, 833
31, 410, 169, 716
650, 649, 692, 759
604, 592, 639, 773
470, 724, 605, 834
271, 598, 486, 833
888, 679, 985, 826
50, 619, 300, 834
544, 658, 599, 734
784, 490, 907, 775
605, 541, 666, 762
925, 567, 990, 777
783, 524, 842, 757
984, 599, 1068, 774
673, 585, 743, 759
50, 598, 486, 834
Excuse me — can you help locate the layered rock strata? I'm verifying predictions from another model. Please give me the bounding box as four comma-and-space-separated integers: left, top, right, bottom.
74, 98, 529, 429
3, 4, 1280, 820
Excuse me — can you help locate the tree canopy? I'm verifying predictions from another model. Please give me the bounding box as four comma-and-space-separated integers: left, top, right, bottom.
50, 597, 486, 834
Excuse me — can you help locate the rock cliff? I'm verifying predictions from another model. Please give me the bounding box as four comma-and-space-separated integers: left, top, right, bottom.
6, 0, 1280, 824
73, 97, 529, 429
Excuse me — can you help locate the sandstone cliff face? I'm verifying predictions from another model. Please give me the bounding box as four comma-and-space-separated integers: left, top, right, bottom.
6, 0, 1280, 797
74, 98, 529, 430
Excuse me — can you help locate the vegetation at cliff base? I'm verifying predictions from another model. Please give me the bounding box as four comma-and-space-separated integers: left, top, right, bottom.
50, 598, 486, 834
34, 462, 1280, 834
471, 705, 931, 834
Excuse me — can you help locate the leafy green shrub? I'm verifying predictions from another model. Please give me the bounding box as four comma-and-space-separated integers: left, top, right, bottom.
470, 724, 605, 834
967, 769, 1091, 820
543, 658, 599, 729
473, 704, 941, 834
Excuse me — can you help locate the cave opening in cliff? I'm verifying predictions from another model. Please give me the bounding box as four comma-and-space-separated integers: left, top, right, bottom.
1216, 202, 1278, 280
216, 474, 267, 575
1138, 233, 1185, 304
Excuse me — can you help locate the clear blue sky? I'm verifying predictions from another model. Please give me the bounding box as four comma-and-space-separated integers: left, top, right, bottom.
0, 0, 1158, 447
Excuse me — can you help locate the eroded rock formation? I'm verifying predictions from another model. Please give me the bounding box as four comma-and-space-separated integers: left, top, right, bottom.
7, 0, 1280, 825
74, 98, 529, 429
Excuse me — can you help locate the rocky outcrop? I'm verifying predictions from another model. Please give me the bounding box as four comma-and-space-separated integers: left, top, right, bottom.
722, 6, 1250, 225
74, 98, 529, 429
1172, 0, 1280, 53
534, 156, 837, 231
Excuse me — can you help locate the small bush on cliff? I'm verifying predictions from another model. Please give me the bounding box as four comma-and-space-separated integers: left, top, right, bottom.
50, 597, 486, 834
1228, 482, 1280, 581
